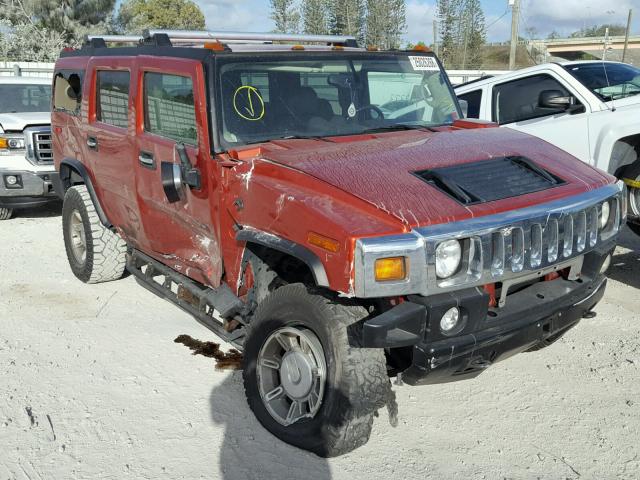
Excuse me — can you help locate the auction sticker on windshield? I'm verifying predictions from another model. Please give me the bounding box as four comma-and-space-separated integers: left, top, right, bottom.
408, 56, 440, 72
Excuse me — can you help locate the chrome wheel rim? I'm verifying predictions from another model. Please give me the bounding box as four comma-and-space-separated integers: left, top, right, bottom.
257, 326, 327, 426
630, 185, 640, 217
69, 209, 87, 264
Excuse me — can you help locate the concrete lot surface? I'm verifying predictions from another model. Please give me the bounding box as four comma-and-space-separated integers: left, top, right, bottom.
1, 204, 639, 480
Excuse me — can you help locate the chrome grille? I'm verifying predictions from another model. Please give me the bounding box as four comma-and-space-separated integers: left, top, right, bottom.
33, 131, 53, 164
354, 182, 625, 298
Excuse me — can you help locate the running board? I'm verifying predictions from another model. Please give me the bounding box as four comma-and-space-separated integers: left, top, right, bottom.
127, 249, 246, 349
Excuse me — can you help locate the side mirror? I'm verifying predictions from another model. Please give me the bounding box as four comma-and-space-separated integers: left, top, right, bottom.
538, 90, 574, 110
160, 143, 201, 204
458, 99, 469, 118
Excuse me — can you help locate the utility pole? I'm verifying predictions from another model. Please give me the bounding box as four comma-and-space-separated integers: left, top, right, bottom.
623, 9, 633, 63
509, 0, 520, 70
433, 20, 438, 56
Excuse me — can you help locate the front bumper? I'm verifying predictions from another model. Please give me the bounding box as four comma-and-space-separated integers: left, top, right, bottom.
0, 170, 59, 208
362, 246, 613, 385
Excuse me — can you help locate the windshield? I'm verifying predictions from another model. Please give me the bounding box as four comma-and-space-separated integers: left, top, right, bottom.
0, 84, 51, 113
566, 63, 640, 101
217, 53, 459, 148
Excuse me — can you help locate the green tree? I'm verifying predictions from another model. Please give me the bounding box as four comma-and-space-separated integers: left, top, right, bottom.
0, 17, 65, 61
117, 0, 205, 33
303, 0, 330, 35
364, 0, 405, 49
463, 0, 485, 68
328, 0, 365, 42
571, 24, 626, 38
270, 0, 300, 33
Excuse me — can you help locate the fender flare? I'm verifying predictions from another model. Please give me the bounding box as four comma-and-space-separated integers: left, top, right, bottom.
58, 158, 112, 228
236, 228, 330, 288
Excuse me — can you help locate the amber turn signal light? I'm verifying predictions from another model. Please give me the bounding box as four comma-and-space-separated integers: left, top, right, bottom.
0, 138, 8, 149
374, 257, 407, 282
307, 232, 340, 253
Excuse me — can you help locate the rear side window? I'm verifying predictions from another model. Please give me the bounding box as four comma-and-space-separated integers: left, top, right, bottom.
492, 74, 575, 124
97, 70, 130, 128
144, 72, 197, 144
457, 90, 482, 119
53, 70, 84, 115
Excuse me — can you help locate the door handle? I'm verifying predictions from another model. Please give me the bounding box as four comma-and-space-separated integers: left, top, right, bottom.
87, 136, 98, 150
138, 151, 155, 169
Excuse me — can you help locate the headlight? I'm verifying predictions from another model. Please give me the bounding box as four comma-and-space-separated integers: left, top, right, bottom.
599, 201, 610, 229
435, 239, 462, 279
0, 135, 25, 150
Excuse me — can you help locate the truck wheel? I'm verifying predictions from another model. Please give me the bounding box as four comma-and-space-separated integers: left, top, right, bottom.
242, 284, 389, 457
62, 185, 127, 283
0, 208, 13, 220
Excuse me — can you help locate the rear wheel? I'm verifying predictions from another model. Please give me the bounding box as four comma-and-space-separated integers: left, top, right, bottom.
242, 284, 389, 457
62, 185, 127, 283
0, 207, 13, 220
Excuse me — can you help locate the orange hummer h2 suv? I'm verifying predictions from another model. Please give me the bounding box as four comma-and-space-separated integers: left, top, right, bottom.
52, 30, 625, 456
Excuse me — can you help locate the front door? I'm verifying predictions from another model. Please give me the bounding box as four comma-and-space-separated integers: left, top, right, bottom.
133, 58, 222, 286
492, 73, 591, 163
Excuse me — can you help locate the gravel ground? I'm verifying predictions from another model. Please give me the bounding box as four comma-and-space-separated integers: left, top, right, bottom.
1, 203, 639, 480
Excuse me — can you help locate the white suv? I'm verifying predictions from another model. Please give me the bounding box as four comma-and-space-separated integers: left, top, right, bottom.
0, 76, 55, 220
455, 61, 640, 235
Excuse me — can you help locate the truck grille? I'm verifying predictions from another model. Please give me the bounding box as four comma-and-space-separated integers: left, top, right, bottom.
32, 131, 53, 164
354, 182, 625, 299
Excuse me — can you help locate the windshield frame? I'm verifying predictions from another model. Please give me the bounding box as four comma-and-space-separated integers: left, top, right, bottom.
563, 62, 640, 102
0, 83, 52, 114
210, 51, 460, 153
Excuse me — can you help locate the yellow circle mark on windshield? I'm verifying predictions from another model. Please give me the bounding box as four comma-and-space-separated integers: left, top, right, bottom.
233, 86, 265, 121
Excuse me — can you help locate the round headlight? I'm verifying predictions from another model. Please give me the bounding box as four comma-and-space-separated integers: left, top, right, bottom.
440, 307, 461, 334
600, 201, 610, 229
435, 239, 462, 279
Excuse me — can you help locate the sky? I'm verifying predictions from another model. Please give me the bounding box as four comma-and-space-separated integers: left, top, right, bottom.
120, 0, 640, 44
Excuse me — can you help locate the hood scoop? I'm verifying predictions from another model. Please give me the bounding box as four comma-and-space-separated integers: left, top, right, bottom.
413, 156, 565, 205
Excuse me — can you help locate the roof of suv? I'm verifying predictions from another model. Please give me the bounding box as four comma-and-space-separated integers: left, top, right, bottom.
59, 30, 429, 59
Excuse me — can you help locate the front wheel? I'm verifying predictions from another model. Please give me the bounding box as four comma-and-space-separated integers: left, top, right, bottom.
62, 185, 127, 283
242, 284, 389, 457
0, 207, 13, 220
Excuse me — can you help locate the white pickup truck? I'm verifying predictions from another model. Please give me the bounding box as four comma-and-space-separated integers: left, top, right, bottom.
455, 61, 640, 235
0, 76, 55, 220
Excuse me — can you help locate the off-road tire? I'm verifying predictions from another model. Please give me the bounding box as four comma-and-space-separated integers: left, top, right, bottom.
0, 207, 13, 220
62, 185, 127, 283
242, 283, 389, 457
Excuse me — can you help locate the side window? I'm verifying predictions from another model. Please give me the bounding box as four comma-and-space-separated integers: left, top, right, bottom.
492, 74, 576, 124
458, 90, 482, 119
97, 70, 130, 128
53, 70, 84, 114
144, 72, 197, 144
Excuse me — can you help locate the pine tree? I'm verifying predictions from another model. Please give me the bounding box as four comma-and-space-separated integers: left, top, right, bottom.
270, 0, 300, 34
437, 0, 458, 67
328, 0, 365, 43
463, 0, 485, 68
364, 0, 405, 49
303, 0, 329, 35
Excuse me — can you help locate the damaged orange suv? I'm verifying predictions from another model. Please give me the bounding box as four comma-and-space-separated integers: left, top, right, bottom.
52, 30, 624, 456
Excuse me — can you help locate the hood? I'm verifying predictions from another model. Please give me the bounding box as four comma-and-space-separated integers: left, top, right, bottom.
249, 128, 612, 227
0, 112, 50, 132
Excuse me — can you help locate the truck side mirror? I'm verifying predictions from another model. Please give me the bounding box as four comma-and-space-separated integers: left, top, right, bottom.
538, 90, 574, 110
458, 99, 469, 118
160, 143, 201, 204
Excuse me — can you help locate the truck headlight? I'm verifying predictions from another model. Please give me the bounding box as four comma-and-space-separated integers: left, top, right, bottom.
435, 239, 462, 279
599, 201, 610, 229
0, 135, 25, 151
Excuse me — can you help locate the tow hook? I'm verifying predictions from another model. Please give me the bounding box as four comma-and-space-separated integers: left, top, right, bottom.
583, 310, 597, 319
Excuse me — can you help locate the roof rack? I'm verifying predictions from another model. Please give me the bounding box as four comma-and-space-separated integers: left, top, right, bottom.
84, 30, 359, 48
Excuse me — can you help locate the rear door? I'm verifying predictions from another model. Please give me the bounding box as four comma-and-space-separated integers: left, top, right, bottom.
84, 60, 142, 235
134, 57, 222, 286
491, 73, 591, 162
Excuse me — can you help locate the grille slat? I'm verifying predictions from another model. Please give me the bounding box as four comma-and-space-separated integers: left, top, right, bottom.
33, 131, 53, 164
